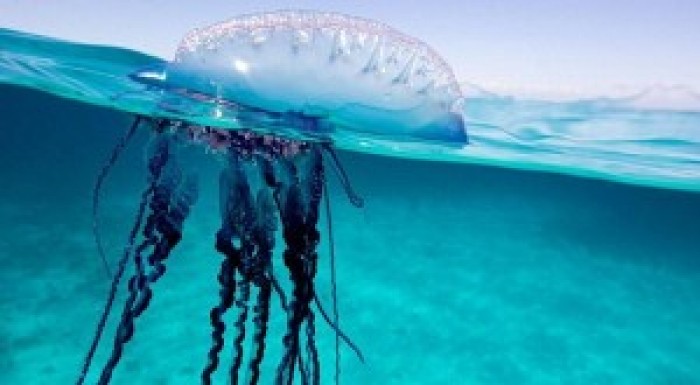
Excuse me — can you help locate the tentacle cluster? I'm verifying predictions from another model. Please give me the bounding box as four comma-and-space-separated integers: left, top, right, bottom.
203, 148, 278, 385
272, 149, 324, 385
199, 124, 327, 385
80, 119, 362, 385
79, 119, 199, 385
98, 126, 200, 385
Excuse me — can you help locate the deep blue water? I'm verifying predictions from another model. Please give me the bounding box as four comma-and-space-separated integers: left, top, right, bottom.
1, 28, 700, 385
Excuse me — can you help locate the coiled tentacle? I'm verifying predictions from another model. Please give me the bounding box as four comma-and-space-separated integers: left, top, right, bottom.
97, 129, 198, 385
306, 311, 321, 385
248, 275, 271, 385
204, 152, 264, 385
202, 228, 239, 385
275, 147, 324, 385
76, 185, 150, 385
91, 127, 170, 384
202, 160, 244, 385
241, 186, 275, 385
230, 278, 251, 385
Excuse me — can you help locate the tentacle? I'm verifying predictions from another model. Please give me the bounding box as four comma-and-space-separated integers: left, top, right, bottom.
147, 174, 197, 282
97, 128, 198, 385
248, 277, 271, 385
92, 116, 142, 277
260, 156, 290, 316
230, 279, 251, 385
275, 147, 324, 385
203, 158, 246, 384
227, 156, 257, 385
130, 157, 189, 319
321, 144, 363, 208
323, 175, 341, 385
270, 271, 289, 312
97, 201, 160, 385
272, 265, 364, 364
298, 350, 310, 385
305, 312, 321, 385
204, 152, 260, 385
248, 187, 276, 385
313, 294, 365, 364
76, 185, 150, 385
87, 125, 172, 385
202, 228, 239, 385
275, 186, 310, 385
269, 269, 365, 364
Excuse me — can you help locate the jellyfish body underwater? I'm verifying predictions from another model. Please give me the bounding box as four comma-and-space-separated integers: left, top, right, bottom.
76, 10, 467, 385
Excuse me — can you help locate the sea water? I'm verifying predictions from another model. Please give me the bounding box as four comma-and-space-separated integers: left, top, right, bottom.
0, 29, 699, 385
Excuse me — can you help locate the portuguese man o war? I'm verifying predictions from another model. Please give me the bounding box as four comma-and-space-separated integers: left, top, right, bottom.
77, 10, 467, 385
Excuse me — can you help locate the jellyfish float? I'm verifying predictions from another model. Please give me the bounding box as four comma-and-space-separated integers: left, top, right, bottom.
76, 10, 467, 385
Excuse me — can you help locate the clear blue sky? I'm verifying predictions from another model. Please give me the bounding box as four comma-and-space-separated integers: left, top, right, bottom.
1, 0, 698, 96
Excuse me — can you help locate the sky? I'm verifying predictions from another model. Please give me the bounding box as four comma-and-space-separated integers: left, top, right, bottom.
1, 0, 699, 98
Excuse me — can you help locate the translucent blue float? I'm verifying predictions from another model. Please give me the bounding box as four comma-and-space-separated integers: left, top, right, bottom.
79, 10, 467, 385
132, 10, 467, 145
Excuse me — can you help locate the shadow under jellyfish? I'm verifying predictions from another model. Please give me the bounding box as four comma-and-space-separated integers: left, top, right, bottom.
78, 10, 467, 385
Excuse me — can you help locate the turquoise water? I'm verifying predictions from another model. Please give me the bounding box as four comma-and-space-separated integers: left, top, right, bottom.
2, 28, 699, 192
1, 29, 699, 385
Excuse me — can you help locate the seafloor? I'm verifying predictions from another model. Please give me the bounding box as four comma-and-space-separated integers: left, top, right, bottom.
1, 85, 699, 384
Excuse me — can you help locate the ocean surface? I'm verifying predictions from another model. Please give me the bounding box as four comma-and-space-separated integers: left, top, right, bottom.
1, 29, 699, 385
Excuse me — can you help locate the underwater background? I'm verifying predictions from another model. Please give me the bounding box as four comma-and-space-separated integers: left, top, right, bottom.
1, 29, 700, 385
